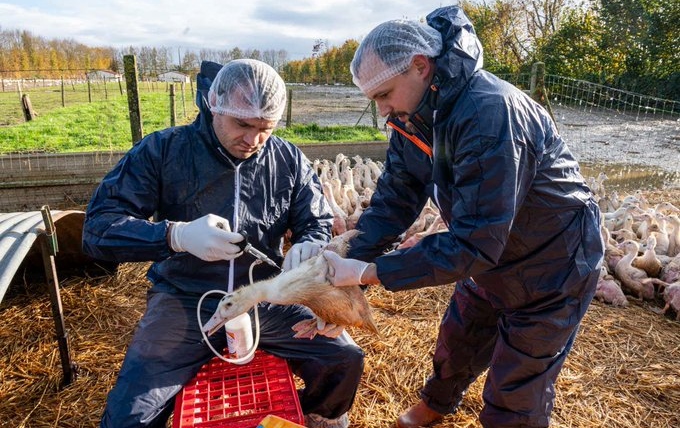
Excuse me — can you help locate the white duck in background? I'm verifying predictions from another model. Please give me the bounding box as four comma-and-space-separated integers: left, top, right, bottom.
615, 239, 669, 300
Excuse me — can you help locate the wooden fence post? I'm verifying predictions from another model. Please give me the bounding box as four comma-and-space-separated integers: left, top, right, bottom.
21, 94, 37, 121
61, 76, 65, 107
123, 54, 144, 144
530, 62, 555, 121
371, 100, 378, 128
169, 83, 176, 127
286, 88, 293, 127
181, 81, 187, 118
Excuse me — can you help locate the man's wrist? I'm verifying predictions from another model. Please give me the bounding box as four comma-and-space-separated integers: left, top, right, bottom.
359, 263, 379, 285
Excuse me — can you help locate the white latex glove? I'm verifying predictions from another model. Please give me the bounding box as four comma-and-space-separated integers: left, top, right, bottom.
323, 250, 370, 287
282, 240, 324, 271
169, 214, 244, 262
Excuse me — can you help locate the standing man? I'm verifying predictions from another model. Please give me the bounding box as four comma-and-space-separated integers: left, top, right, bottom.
324, 6, 603, 428
83, 59, 362, 428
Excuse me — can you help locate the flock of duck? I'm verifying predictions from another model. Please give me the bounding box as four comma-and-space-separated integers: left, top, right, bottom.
313, 157, 680, 321
204, 157, 679, 342
592, 173, 680, 319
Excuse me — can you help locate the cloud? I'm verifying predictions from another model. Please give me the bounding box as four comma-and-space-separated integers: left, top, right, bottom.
0, 0, 449, 59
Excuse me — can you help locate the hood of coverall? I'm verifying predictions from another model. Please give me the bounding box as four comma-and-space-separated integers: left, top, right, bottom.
413, 6, 485, 130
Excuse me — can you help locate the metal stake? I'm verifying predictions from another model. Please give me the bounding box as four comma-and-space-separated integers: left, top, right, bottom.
39, 205, 78, 387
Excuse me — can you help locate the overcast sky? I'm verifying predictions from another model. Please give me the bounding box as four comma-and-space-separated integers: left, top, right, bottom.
1, 1, 454, 60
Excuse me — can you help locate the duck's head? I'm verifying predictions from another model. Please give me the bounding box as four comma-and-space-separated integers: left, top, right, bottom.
202, 293, 250, 337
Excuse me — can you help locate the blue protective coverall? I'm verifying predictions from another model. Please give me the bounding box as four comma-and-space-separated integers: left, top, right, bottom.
346, 7, 603, 427
82, 61, 364, 428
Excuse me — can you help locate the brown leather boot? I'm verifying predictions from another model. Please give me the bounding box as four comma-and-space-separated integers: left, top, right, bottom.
396, 400, 443, 428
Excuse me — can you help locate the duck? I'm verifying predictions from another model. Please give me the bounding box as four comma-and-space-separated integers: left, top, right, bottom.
598, 193, 619, 214
588, 172, 608, 200
660, 253, 680, 284
665, 214, 680, 257
632, 234, 663, 278
321, 181, 348, 236
661, 283, 680, 321
648, 219, 670, 256
654, 202, 680, 216
345, 188, 364, 231
614, 240, 668, 300
397, 214, 447, 250
595, 266, 628, 307
610, 227, 638, 243
201, 230, 379, 339
365, 158, 384, 184
402, 202, 440, 242
601, 224, 624, 273
633, 212, 656, 240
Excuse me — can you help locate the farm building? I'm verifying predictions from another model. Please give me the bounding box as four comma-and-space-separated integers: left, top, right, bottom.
86, 70, 121, 81
157, 71, 190, 83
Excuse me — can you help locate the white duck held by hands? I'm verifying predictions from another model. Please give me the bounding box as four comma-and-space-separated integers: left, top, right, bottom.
201, 230, 379, 339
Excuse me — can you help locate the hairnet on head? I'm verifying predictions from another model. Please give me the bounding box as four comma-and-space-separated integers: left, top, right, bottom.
208, 59, 286, 121
351, 19, 442, 94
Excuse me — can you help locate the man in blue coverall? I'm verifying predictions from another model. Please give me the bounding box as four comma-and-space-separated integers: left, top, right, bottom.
83, 59, 362, 428
324, 6, 603, 428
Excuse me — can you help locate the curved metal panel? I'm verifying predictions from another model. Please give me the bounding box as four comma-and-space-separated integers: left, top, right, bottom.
0, 210, 85, 304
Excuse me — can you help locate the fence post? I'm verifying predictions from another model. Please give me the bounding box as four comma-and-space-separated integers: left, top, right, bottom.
286, 88, 293, 127
371, 100, 378, 128
61, 76, 65, 107
87, 76, 92, 103
169, 83, 176, 127
123, 54, 144, 144
39, 205, 78, 388
181, 81, 187, 118
21, 94, 37, 121
530, 62, 555, 121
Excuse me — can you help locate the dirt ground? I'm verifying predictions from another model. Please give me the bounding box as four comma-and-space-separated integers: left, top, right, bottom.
554, 105, 680, 173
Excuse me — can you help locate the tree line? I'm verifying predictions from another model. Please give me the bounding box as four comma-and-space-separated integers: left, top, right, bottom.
283, 0, 678, 100
0, 0, 677, 99
0, 28, 289, 81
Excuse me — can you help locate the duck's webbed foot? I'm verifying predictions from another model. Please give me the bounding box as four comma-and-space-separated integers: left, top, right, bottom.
292, 315, 344, 339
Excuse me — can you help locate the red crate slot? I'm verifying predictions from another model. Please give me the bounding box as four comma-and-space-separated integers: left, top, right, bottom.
173, 350, 303, 428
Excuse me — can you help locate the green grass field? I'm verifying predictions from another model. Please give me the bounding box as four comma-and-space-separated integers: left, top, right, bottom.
0, 82, 385, 154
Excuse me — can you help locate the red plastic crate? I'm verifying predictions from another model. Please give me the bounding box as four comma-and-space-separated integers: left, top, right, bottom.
173, 350, 303, 428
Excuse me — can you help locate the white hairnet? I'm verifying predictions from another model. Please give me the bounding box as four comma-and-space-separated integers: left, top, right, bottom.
351, 19, 442, 94
208, 59, 286, 121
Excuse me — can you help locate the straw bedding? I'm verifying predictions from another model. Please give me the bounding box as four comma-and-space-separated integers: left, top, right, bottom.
1, 190, 679, 428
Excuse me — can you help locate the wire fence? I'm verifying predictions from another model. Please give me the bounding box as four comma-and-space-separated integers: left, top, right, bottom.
0, 78, 198, 127
497, 73, 680, 120
0, 78, 377, 130
3, 71, 678, 130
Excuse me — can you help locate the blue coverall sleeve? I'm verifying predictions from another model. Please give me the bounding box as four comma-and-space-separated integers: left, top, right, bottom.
376, 124, 537, 291
82, 135, 173, 263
